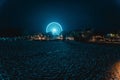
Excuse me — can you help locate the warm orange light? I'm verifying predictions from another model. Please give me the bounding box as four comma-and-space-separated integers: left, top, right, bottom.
39, 37, 41, 40
108, 61, 120, 79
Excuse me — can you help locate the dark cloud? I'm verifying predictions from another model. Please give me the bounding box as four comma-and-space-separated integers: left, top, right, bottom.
0, 0, 6, 6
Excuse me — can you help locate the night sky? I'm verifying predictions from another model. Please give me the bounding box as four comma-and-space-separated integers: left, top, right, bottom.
0, 0, 120, 36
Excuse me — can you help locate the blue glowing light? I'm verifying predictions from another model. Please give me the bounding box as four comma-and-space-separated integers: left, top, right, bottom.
46, 22, 63, 35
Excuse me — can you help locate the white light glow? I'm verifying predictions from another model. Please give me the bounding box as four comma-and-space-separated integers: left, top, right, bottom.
52, 28, 57, 33
46, 22, 63, 35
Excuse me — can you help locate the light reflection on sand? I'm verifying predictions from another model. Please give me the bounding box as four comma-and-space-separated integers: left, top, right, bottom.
108, 61, 120, 80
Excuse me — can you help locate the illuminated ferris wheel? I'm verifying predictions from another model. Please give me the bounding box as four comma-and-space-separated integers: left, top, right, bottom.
46, 22, 63, 35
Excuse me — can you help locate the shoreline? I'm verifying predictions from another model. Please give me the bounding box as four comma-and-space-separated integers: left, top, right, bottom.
88, 41, 120, 45
0, 39, 120, 45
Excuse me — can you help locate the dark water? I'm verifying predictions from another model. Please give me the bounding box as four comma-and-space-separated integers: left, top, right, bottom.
0, 41, 120, 80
